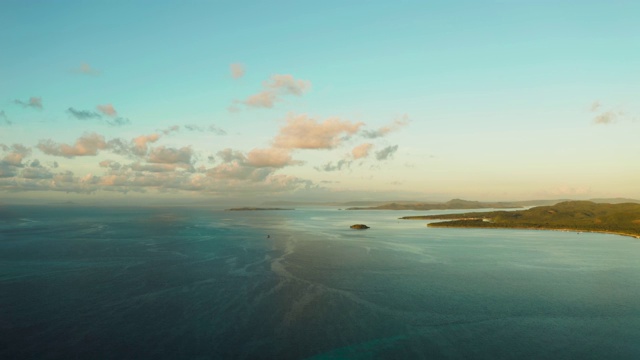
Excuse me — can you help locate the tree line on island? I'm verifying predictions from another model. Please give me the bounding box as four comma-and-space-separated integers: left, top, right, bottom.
401, 201, 640, 238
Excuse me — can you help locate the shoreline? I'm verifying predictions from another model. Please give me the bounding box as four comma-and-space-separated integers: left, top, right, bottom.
425, 222, 640, 239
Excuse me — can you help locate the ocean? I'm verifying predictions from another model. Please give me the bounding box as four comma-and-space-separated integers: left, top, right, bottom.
1, 205, 639, 359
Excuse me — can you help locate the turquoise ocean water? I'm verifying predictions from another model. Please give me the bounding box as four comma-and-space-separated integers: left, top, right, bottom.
1, 205, 639, 359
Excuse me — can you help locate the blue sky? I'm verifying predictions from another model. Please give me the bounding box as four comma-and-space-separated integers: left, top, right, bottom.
1, 1, 639, 204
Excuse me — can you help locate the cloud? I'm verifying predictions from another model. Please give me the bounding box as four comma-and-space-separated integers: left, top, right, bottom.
589, 101, 633, 125
106, 117, 131, 126
184, 124, 227, 135
73, 63, 100, 75
96, 104, 117, 117
67, 107, 101, 120
131, 133, 161, 156
14, 97, 43, 110
351, 143, 374, 159
0, 164, 18, 178
236, 74, 311, 109
99, 160, 121, 170
159, 125, 180, 135
206, 146, 302, 182
37, 133, 108, 158
1, 144, 31, 167
273, 113, 363, 149
375, 145, 399, 161
246, 148, 301, 168
129, 162, 192, 173
593, 111, 618, 124
206, 159, 273, 182
315, 159, 351, 172
230, 63, 245, 79
242, 91, 279, 108
147, 146, 193, 165
266, 74, 311, 95
0, 111, 11, 125
67, 106, 130, 126
1, 145, 33, 178
361, 114, 410, 139
216, 148, 244, 162
21, 167, 53, 180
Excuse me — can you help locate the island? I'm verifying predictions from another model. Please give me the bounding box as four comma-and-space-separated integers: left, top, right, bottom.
350, 224, 370, 230
226, 207, 294, 211
346, 199, 523, 211
400, 201, 640, 238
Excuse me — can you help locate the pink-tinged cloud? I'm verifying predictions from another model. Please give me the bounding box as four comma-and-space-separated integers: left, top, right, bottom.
266, 74, 311, 95
37, 133, 108, 158
593, 111, 619, 124
96, 104, 117, 117
99, 160, 121, 170
273, 114, 363, 149
14, 97, 43, 110
230, 63, 245, 79
352, 143, 374, 159
132, 133, 160, 155
246, 148, 301, 168
129, 162, 192, 173
243, 91, 279, 108
1, 144, 31, 166
238, 74, 311, 109
3, 152, 27, 166
74, 63, 100, 75
147, 146, 193, 165
362, 114, 410, 139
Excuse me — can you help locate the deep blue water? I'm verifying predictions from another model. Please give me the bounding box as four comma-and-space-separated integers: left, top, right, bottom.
1, 205, 639, 359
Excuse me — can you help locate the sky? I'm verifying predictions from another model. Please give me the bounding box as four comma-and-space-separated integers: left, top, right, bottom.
1, 0, 639, 205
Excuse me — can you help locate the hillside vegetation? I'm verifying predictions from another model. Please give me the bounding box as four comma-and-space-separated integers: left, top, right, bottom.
401, 201, 640, 238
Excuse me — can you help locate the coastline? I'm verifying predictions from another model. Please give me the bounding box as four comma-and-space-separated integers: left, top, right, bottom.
426, 222, 640, 239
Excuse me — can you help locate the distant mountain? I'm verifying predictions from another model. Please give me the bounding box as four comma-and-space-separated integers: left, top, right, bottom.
588, 198, 640, 204
226, 207, 294, 211
262, 198, 640, 210
261, 200, 427, 207
346, 199, 523, 210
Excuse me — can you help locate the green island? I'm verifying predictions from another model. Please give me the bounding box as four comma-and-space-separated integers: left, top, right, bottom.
226, 207, 294, 211
400, 201, 640, 238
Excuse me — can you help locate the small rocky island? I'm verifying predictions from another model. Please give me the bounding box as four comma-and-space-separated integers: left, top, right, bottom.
350, 224, 370, 230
